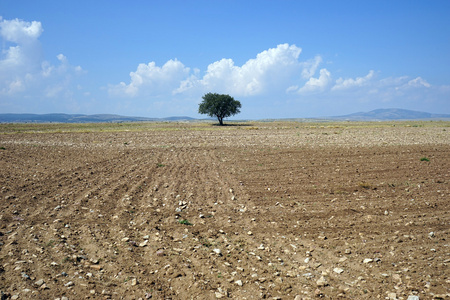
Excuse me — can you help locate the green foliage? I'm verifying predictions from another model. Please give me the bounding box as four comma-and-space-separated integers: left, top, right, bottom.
420, 157, 430, 162
198, 93, 241, 125
178, 219, 192, 225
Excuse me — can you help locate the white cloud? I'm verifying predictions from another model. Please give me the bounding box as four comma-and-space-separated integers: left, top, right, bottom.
0, 17, 43, 43
406, 77, 431, 88
332, 70, 375, 90
198, 43, 302, 96
297, 68, 332, 93
110, 43, 303, 98
108, 59, 191, 97
0, 17, 84, 102
301, 55, 322, 79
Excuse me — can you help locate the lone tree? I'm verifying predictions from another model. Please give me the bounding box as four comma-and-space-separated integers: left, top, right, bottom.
198, 93, 241, 126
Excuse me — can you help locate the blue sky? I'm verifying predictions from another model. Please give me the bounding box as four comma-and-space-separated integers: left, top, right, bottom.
1, 1, 449, 119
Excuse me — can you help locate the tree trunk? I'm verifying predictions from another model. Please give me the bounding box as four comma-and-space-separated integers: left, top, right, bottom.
218, 116, 224, 126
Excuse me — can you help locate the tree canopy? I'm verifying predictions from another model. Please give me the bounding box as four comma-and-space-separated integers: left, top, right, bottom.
198, 93, 241, 125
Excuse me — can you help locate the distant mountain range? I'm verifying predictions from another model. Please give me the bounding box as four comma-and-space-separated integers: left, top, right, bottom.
0, 109, 449, 123
0, 113, 195, 123
327, 108, 450, 121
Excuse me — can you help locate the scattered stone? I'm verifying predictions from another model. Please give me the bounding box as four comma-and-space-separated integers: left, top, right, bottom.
235, 280, 243, 286
363, 258, 373, 264
90, 264, 102, 270
314, 288, 324, 297
333, 267, 344, 274
131, 278, 138, 286
316, 276, 328, 287
215, 291, 225, 298
34, 279, 44, 286
213, 248, 222, 255
258, 244, 265, 250
90, 258, 99, 264
387, 292, 397, 299
156, 250, 165, 256
139, 240, 148, 247
64, 281, 74, 287
429, 232, 435, 238
344, 249, 352, 254
407, 296, 419, 300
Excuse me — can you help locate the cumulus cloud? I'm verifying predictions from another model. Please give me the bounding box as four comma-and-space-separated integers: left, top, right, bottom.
0, 17, 44, 80
199, 44, 302, 96
0, 17, 84, 102
301, 55, 322, 79
110, 44, 303, 98
332, 70, 375, 90
290, 68, 332, 94
0, 17, 43, 43
108, 59, 190, 97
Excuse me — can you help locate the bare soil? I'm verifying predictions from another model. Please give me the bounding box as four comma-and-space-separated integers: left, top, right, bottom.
0, 122, 449, 299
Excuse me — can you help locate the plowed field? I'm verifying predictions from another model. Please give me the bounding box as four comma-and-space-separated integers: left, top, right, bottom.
0, 121, 449, 299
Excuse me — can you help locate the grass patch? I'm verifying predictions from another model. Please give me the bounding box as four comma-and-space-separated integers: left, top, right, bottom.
178, 219, 192, 226
420, 157, 430, 162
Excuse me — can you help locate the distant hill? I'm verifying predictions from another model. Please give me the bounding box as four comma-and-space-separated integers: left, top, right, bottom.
0, 113, 195, 123
1, 109, 449, 123
328, 109, 450, 121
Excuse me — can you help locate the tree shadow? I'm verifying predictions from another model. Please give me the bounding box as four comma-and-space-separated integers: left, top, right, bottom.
210, 123, 255, 127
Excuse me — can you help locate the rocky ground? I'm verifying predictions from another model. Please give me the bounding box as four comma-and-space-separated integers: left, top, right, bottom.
0, 121, 449, 299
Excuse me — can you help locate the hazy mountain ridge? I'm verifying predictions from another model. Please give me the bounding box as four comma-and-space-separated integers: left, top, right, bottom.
0, 109, 449, 123
328, 108, 450, 121
0, 113, 195, 123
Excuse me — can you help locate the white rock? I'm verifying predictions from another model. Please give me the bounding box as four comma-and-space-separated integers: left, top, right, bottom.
215, 291, 225, 298
333, 267, 344, 274
387, 292, 397, 299
316, 276, 328, 287
35, 279, 44, 286
131, 278, 138, 286
235, 279, 243, 286
213, 248, 222, 255
363, 258, 373, 264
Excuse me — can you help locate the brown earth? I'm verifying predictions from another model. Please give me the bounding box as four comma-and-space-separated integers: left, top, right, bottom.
0, 121, 449, 300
